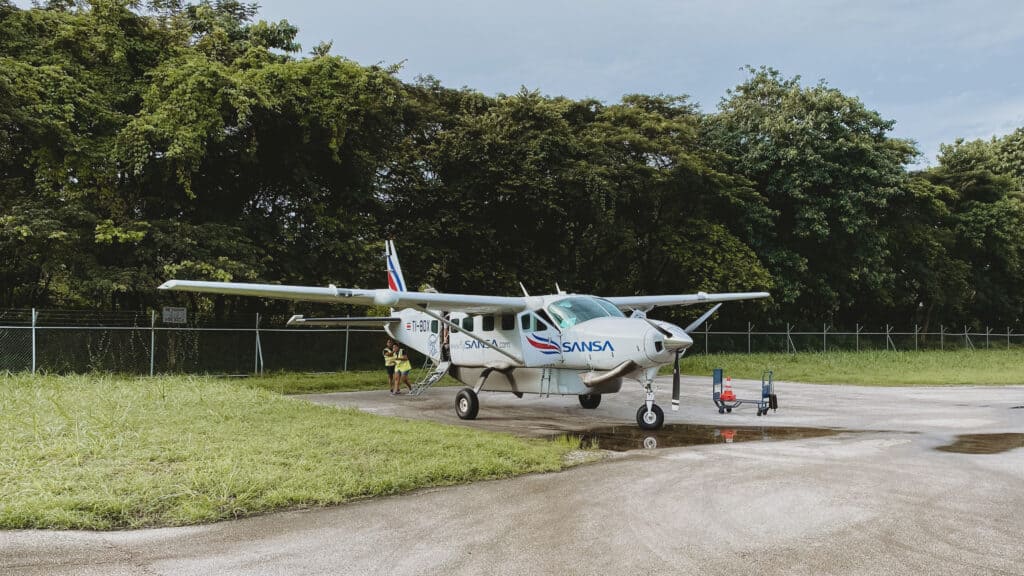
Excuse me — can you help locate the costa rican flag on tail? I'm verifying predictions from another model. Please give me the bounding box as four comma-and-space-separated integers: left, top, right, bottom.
386, 240, 407, 292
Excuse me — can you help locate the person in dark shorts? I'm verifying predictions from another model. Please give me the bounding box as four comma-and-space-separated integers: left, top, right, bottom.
383, 339, 398, 394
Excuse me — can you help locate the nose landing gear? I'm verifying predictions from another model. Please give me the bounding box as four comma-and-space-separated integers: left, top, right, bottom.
636, 382, 665, 430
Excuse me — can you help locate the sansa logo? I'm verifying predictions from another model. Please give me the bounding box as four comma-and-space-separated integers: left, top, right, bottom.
527, 334, 614, 355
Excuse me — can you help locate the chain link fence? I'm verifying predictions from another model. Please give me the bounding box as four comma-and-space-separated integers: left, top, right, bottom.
2, 309, 1022, 375
1, 308, 389, 375
688, 323, 1024, 354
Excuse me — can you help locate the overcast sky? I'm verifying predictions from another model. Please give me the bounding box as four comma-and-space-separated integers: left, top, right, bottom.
248, 0, 1023, 167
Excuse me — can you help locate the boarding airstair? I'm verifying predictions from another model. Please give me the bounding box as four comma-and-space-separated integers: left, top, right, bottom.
410, 358, 451, 396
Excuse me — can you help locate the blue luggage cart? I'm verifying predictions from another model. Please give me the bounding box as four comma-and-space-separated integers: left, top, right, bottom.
712, 368, 778, 416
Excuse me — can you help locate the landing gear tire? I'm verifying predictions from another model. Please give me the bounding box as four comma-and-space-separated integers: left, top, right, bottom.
636, 404, 665, 430
455, 388, 479, 420
578, 394, 602, 409
726, 407, 732, 413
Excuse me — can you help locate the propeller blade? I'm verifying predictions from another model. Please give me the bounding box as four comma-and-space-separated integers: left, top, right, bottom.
684, 303, 722, 334
671, 350, 681, 411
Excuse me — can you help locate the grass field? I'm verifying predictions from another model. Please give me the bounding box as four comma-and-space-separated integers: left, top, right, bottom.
677, 349, 1024, 385
241, 370, 460, 395
0, 374, 581, 530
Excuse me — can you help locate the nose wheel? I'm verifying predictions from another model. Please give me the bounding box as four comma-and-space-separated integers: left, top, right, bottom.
636, 403, 665, 430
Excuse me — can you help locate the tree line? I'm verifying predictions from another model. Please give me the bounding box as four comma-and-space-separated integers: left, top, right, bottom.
2, 0, 1023, 330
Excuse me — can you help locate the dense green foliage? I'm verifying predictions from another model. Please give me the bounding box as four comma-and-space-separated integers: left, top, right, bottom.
0, 373, 581, 529
2, 1, 1023, 329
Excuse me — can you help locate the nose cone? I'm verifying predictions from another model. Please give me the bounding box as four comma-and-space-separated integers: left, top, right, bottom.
664, 331, 693, 351
643, 321, 692, 363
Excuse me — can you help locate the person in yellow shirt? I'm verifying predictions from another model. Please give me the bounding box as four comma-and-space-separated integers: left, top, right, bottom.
383, 339, 398, 394
393, 342, 413, 394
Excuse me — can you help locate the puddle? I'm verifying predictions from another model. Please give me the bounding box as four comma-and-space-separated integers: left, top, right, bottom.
935, 433, 1024, 455
564, 424, 840, 452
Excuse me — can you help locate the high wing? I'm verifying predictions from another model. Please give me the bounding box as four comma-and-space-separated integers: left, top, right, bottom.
604, 291, 770, 310
157, 280, 528, 314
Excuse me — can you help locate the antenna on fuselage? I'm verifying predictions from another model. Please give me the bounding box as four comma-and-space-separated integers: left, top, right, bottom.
555, 283, 566, 295
519, 282, 530, 297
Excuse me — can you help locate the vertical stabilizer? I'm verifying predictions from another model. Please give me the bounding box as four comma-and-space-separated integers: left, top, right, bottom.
385, 240, 407, 292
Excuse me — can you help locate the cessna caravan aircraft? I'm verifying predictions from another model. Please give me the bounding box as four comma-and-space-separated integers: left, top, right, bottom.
159, 242, 769, 429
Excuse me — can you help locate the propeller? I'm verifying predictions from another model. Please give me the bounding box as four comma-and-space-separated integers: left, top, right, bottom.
671, 303, 721, 411
671, 349, 682, 411
641, 317, 690, 350
684, 303, 722, 334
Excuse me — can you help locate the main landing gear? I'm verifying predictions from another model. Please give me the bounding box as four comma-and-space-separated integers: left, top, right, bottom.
636, 381, 665, 430
455, 388, 479, 420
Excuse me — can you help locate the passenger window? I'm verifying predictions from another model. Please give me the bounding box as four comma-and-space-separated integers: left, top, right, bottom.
501, 314, 515, 331
462, 316, 474, 331
430, 320, 439, 334
520, 315, 534, 331
482, 316, 495, 331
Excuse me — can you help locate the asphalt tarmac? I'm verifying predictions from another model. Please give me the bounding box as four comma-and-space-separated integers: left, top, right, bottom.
3, 376, 1023, 576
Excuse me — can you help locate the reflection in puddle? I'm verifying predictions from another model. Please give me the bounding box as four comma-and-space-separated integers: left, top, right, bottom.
935, 433, 1024, 455
565, 424, 840, 452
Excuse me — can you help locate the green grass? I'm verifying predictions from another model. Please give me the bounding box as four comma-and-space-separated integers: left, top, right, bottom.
676, 349, 1024, 385
0, 374, 581, 530
241, 370, 460, 395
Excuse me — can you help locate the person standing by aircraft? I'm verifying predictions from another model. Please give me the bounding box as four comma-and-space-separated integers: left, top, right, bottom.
393, 342, 413, 394
383, 339, 398, 394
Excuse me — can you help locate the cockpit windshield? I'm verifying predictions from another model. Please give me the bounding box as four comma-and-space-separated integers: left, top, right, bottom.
546, 296, 625, 328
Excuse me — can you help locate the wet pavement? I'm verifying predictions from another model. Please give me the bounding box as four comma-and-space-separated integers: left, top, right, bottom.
3, 377, 1023, 576
935, 432, 1024, 454
566, 423, 842, 451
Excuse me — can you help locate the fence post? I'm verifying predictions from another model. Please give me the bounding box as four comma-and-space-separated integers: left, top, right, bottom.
914, 325, 919, 351
1009, 327, 1013, 350
823, 323, 827, 353
254, 313, 264, 375
704, 323, 710, 355
31, 308, 37, 374
855, 323, 860, 352
747, 322, 753, 355
344, 326, 350, 371
786, 323, 792, 354
986, 326, 991, 349
940, 325, 945, 350
150, 310, 156, 376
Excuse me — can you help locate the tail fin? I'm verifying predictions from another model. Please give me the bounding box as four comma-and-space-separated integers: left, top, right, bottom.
385, 240, 407, 292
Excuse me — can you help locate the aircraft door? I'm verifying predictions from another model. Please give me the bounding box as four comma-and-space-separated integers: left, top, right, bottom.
517, 310, 563, 367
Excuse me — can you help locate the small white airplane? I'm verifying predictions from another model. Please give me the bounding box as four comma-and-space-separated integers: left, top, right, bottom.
159, 242, 769, 429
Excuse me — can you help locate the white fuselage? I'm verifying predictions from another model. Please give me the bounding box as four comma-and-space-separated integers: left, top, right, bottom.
386, 293, 692, 396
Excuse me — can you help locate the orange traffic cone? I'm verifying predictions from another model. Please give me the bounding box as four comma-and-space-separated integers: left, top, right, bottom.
721, 377, 736, 402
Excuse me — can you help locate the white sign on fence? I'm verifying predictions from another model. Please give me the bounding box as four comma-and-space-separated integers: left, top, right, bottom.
162, 307, 187, 324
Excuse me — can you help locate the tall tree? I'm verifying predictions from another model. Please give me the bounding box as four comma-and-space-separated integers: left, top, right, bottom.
705, 67, 917, 325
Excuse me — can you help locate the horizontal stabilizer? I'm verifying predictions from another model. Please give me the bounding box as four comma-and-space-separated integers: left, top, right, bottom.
286, 315, 399, 327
